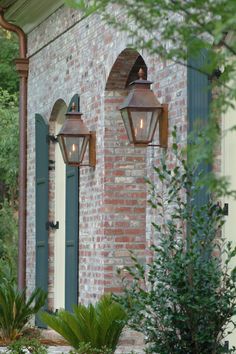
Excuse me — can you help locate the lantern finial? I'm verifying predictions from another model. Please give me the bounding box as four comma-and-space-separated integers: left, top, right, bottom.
71, 102, 76, 112
138, 68, 145, 80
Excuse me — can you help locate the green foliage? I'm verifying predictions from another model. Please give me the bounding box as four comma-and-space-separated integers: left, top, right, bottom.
0, 27, 19, 224
0, 89, 19, 270
0, 29, 19, 274
65, 0, 236, 198
0, 257, 16, 285
69, 342, 112, 354
0, 201, 18, 267
0, 275, 47, 341
7, 337, 48, 354
0, 29, 19, 94
41, 294, 127, 353
0, 89, 19, 203
65, 0, 236, 70
115, 130, 236, 354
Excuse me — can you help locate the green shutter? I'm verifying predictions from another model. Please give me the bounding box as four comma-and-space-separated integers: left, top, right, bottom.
187, 50, 211, 132
35, 114, 49, 327
65, 165, 79, 311
187, 49, 211, 206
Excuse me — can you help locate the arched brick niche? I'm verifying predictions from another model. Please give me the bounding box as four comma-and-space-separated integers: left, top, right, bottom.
48, 99, 67, 310
105, 48, 147, 90
49, 98, 67, 122
103, 49, 147, 294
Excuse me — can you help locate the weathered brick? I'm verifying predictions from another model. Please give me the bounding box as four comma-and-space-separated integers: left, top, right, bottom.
25, 4, 187, 352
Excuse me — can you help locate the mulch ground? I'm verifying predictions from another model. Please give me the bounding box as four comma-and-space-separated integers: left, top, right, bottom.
0, 327, 70, 347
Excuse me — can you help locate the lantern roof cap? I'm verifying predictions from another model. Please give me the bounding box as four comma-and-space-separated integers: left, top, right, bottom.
120, 68, 162, 110
120, 89, 162, 109
57, 104, 90, 136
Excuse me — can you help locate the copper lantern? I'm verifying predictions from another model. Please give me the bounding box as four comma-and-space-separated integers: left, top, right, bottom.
120, 68, 167, 147
58, 103, 96, 167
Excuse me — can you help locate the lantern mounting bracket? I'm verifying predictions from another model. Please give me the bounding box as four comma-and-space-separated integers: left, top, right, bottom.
46, 221, 59, 230
47, 134, 58, 144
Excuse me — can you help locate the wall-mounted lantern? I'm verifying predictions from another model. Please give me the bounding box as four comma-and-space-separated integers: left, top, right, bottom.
120, 68, 168, 147
58, 102, 96, 167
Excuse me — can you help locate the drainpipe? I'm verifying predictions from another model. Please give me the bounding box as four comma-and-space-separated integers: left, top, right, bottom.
0, 8, 28, 291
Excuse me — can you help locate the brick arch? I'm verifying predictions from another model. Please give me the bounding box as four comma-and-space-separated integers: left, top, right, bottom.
49, 99, 67, 123
103, 48, 147, 295
105, 48, 147, 90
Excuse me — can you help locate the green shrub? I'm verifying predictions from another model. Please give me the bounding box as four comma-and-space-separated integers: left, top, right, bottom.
0, 258, 16, 285
115, 130, 236, 354
69, 342, 112, 354
0, 191, 18, 279
0, 283, 47, 341
0, 89, 19, 203
0, 89, 19, 272
7, 337, 47, 354
41, 294, 127, 353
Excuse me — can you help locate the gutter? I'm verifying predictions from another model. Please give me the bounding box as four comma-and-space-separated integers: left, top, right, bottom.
0, 7, 28, 291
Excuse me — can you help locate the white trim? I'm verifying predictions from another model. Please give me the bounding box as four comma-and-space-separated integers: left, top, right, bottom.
54, 116, 66, 310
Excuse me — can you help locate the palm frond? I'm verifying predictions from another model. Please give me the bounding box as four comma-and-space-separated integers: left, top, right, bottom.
41, 294, 127, 353
0, 283, 46, 340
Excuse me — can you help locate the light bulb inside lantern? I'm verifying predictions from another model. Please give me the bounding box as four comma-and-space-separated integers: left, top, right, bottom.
140, 118, 144, 129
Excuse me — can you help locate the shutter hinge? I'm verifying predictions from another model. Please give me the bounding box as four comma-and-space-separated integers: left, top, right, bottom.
223, 203, 229, 216
210, 202, 228, 216
47, 134, 58, 144
209, 68, 222, 81
46, 221, 59, 230
49, 160, 55, 171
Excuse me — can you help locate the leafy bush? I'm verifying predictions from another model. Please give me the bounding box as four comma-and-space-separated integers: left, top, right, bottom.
41, 294, 127, 353
0, 29, 19, 94
0, 89, 19, 271
0, 89, 19, 203
0, 258, 16, 285
0, 201, 18, 270
69, 342, 112, 354
115, 130, 236, 354
0, 282, 47, 341
7, 337, 47, 354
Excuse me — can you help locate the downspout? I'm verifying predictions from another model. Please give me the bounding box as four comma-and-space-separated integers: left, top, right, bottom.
0, 8, 28, 291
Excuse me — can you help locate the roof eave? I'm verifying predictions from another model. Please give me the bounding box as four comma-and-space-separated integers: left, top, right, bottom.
0, 0, 64, 33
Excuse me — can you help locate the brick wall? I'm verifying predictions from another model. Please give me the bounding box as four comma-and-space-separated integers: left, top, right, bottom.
103, 90, 147, 293
26, 0, 187, 317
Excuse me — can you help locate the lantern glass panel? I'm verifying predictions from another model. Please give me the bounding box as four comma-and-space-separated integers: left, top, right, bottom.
58, 135, 67, 164
130, 109, 160, 143
64, 136, 89, 164
120, 108, 133, 142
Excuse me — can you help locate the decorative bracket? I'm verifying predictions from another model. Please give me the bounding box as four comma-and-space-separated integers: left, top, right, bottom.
15, 58, 29, 78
